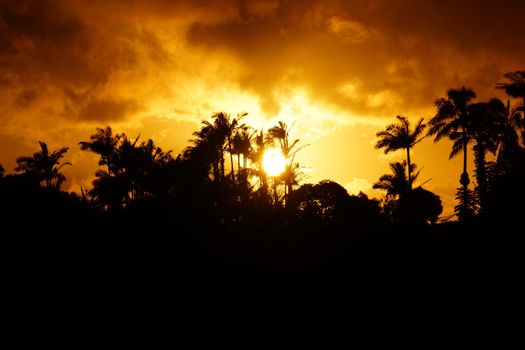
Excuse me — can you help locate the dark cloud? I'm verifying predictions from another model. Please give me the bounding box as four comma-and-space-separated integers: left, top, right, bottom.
2, 0, 522, 124
186, 0, 525, 115
1, 0, 86, 46
0, 0, 96, 85
14, 88, 37, 108
78, 98, 140, 122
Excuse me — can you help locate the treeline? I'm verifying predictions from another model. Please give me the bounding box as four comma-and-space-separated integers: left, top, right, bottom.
373, 71, 525, 223
1, 71, 524, 228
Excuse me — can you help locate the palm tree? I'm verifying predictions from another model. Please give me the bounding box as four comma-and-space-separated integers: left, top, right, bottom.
245, 129, 272, 202
496, 71, 525, 145
135, 139, 174, 198
188, 112, 246, 183
496, 71, 525, 108
490, 99, 521, 162
468, 100, 502, 212
15, 141, 71, 190
375, 115, 426, 189
79, 126, 121, 175
90, 169, 128, 211
280, 162, 305, 197
232, 125, 252, 174
428, 86, 476, 221
189, 119, 224, 181
266, 121, 305, 198
373, 161, 420, 200
373, 161, 421, 221
211, 112, 246, 182
113, 134, 142, 201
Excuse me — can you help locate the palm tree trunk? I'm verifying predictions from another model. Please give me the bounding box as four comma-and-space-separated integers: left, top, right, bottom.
286, 181, 293, 208
463, 141, 468, 176
228, 139, 235, 182
273, 179, 279, 206
459, 139, 471, 221
406, 147, 412, 190
237, 153, 241, 175
220, 154, 225, 180
212, 161, 219, 182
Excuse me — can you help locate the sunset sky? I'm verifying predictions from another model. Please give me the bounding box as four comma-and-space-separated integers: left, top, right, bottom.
1, 0, 524, 216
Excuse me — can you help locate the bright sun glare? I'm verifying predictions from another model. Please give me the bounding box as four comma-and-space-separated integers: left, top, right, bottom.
262, 148, 286, 177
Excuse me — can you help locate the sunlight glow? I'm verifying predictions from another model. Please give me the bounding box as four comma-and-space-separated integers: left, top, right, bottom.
262, 148, 286, 177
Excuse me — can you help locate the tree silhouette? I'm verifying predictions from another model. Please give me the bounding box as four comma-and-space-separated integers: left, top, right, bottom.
496, 71, 525, 108
212, 112, 246, 182
428, 86, 476, 221
15, 141, 70, 190
289, 180, 382, 229
397, 187, 443, 225
468, 100, 502, 213
373, 161, 420, 200
80, 127, 177, 210
188, 120, 223, 181
490, 99, 522, 163
375, 116, 426, 190
0, 163, 4, 178
454, 186, 477, 222
90, 169, 128, 211
289, 180, 350, 227
496, 71, 525, 149
373, 161, 441, 224
267, 121, 305, 200
79, 126, 121, 175
249, 129, 269, 191
373, 161, 421, 221
232, 124, 252, 175
187, 112, 246, 183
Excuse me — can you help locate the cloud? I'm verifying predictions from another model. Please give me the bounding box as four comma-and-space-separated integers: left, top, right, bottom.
14, 88, 38, 108
345, 178, 374, 195
328, 16, 377, 43
77, 98, 140, 122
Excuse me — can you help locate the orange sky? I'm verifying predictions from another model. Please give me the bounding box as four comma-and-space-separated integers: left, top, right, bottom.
1, 0, 524, 217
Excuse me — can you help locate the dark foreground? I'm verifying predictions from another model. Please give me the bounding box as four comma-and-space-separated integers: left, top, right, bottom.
4, 203, 520, 337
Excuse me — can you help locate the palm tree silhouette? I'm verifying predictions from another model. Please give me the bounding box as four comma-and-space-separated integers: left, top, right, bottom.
428, 86, 476, 220
373, 161, 421, 222
79, 126, 121, 175
375, 115, 426, 190
189, 119, 224, 181
90, 169, 128, 211
79, 126, 123, 175
496, 71, 525, 146
133, 139, 174, 198
373, 161, 420, 200
496, 71, 525, 109
267, 121, 305, 199
212, 112, 246, 182
232, 125, 252, 174
188, 112, 246, 183
492, 100, 524, 169
250, 130, 268, 189
15, 141, 71, 190
468, 100, 503, 212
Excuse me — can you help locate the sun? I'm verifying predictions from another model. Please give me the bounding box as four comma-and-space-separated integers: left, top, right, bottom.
262, 148, 286, 177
